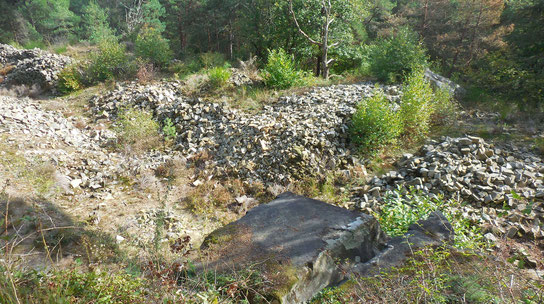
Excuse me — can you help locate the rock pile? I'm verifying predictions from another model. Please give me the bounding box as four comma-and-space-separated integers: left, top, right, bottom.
91, 81, 402, 183
356, 136, 544, 239
0, 94, 185, 196
0, 44, 72, 92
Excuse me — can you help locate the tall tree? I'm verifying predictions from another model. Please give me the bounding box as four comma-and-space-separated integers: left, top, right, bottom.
288, 0, 360, 78
81, 1, 115, 43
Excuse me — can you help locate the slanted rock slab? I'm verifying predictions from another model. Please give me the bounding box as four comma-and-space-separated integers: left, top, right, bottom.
199, 192, 387, 303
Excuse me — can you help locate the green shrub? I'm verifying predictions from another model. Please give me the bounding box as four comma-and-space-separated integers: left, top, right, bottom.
115, 109, 160, 154
262, 48, 306, 90
400, 70, 434, 139
350, 90, 402, 155
57, 65, 83, 94
431, 87, 458, 126
207, 66, 231, 88
368, 28, 427, 83
86, 39, 131, 83
330, 45, 365, 74
199, 52, 226, 69
135, 27, 173, 68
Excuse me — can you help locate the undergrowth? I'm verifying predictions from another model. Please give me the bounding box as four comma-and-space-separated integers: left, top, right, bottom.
375, 187, 485, 249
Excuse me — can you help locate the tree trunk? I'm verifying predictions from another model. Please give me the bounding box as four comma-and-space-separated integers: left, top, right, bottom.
315, 55, 321, 77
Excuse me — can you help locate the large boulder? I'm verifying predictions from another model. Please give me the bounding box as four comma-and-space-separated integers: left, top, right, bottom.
353, 212, 454, 276
424, 69, 466, 99
199, 192, 387, 303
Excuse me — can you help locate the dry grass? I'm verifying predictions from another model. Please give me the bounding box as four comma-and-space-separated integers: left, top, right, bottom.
136, 62, 156, 84
0, 65, 15, 76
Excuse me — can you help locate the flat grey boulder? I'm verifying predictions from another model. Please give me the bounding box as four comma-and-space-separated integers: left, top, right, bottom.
353, 211, 454, 276
199, 192, 387, 303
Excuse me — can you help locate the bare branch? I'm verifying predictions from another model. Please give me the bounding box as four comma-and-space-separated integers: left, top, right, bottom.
289, 0, 322, 46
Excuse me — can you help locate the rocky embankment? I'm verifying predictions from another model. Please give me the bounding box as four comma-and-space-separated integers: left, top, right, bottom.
0, 44, 71, 92
91, 81, 402, 183
354, 136, 544, 240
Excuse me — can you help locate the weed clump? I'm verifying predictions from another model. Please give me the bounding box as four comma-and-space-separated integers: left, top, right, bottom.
208, 66, 231, 89
115, 109, 160, 154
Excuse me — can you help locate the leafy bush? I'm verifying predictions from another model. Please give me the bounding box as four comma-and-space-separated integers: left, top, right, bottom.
115, 109, 160, 154
262, 48, 306, 90
207, 66, 231, 88
135, 27, 173, 68
199, 52, 226, 69
86, 39, 131, 83
400, 70, 434, 139
162, 118, 177, 140
431, 87, 458, 126
368, 28, 428, 83
350, 91, 402, 155
330, 45, 365, 74
57, 65, 83, 94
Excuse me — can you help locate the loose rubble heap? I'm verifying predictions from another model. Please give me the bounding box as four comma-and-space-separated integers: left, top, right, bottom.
355, 136, 544, 239
228, 68, 256, 86
91, 81, 402, 183
0, 43, 72, 92
0, 94, 185, 196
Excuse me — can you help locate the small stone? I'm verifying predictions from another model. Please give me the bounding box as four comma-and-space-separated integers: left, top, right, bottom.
70, 179, 82, 189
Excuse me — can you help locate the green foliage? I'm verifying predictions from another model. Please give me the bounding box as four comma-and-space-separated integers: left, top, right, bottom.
375, 187, 485, 249
368, 28, 428, 83
135, 27, 173, 68
141, 0, 166, 33
0, 266, 148, 303
23, 40, 47, 50
310, 287, 346, 304
431, 87, 458, 126
86, 39, 131, 83
535, 137, 544, 156
162, 118, 177, 140
330, 45, 365, 74
350, 90, 402, 155
57, 65, 83, 95
81, 0, 116, 44
207, 66, 231, 88
199, 52, 226, 69
262, 49, 307, 90
400, 70, 434, 139
115, 109, 161, 154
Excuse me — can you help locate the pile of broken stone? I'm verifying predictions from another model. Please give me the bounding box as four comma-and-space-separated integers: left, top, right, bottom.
91, 81, 402, 183
354, 135, 544, 239
0, 43, 72, 92
0, 94, 184, 198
